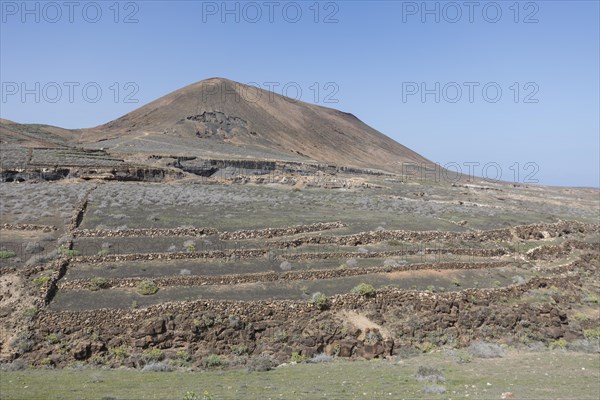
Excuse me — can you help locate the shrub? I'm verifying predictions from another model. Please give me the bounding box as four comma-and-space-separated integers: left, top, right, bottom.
279, 261, 292, 271
417, 342, 436, 353
0, 360, 26, 371
246, 355, 275, 372
467, 341, 505, 358
351, 283, 376, 297
142, 362, 174, 372
583, 326, 600, 340
204, 354, 227, 369
176, 350, 191, 361
387, 240, 402, 246
46, 333, 60, 344
290, 352, 306, 363
14, 331, 35, 352
422, 385, 446, 394
311, 292, 329, 310
365, 330, 383, 345
415, 366, 446, 383
0, 250, 16, 259
273, 330, 288, 343
32, 275, 51, 287
40, 357, 53, 367
58, 245, 80, 257
141, 348, 164, 364
346, 258, 358, 267
22, 307, 39, 319
109, 346, 128, 359
90, 277, 110, 291
549, 339, 567, 350
309, 353, 333, 363
231, 344, 248, 356
137, 280, 159, 295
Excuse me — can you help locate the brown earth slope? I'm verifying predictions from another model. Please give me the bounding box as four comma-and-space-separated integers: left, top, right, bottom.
79, 77, 431, 172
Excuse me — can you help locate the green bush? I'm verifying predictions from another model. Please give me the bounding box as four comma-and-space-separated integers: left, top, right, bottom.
137, 280, 159, 295
0, 250, 16, 259
90, 277, 110, 291
46, 333, 59, 344
40, 357, 53, 367
583, 326, 600, 340
246, 355, 275, 372
351, 283, 376, 297
273, 330, 288, 343
549, 339, 567, 350
203, 354, 227, 369
290, 352, 306, 363
109, 346, 128, 359
230, 344, 248, 356
22, 307, 39, 318
58, 245, 80, 257
141, 348, 164, 364
311, 292, 329, 310
32, 275, 51, 287
177, 350, 191, 361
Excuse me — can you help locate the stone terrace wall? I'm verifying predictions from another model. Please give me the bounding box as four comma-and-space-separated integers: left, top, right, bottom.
30, 274, 582, 366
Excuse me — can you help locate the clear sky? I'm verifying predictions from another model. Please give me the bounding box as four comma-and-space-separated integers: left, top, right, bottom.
1, 0, 598, 187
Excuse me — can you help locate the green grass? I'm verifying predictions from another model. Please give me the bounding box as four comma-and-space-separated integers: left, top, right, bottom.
1, 351, 598, 399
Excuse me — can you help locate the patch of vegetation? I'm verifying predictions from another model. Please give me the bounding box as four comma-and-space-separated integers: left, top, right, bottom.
22, 307, 39, 319
203, 354, 227, 369
351, 283, 376, 297
310, 292, 329, 310
183, 390, 214, 400
467, 341, 505, 358
308, 353, 333, 363
415, 366, 445, 383
0, 250, 17, 259
40, 357, 53, 367
290, 352, 306, 363
549, 339, 567, 350
273, 330, 288, 343
136, 279, 159, 295
246, 355, 275, 372
89, 277, 110, 291
32, 275, 51, 287
141, 348, 164, 364
58, 245, 80, 257
583, 326, 600, 340
418, 341, 437, 353
177, 350, 192, 362
230, 344, 248, 356
142, 362, 174, 372
46, 333, 60, 344
109, 346, 128, 360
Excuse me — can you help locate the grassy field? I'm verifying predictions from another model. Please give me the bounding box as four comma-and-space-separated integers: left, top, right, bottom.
1, 350, 598, 399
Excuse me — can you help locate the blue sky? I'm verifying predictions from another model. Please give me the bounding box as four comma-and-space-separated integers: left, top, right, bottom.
1, 0, 598, 187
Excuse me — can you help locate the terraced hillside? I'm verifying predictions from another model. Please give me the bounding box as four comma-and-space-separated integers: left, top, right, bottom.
1, 171, 598, 368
